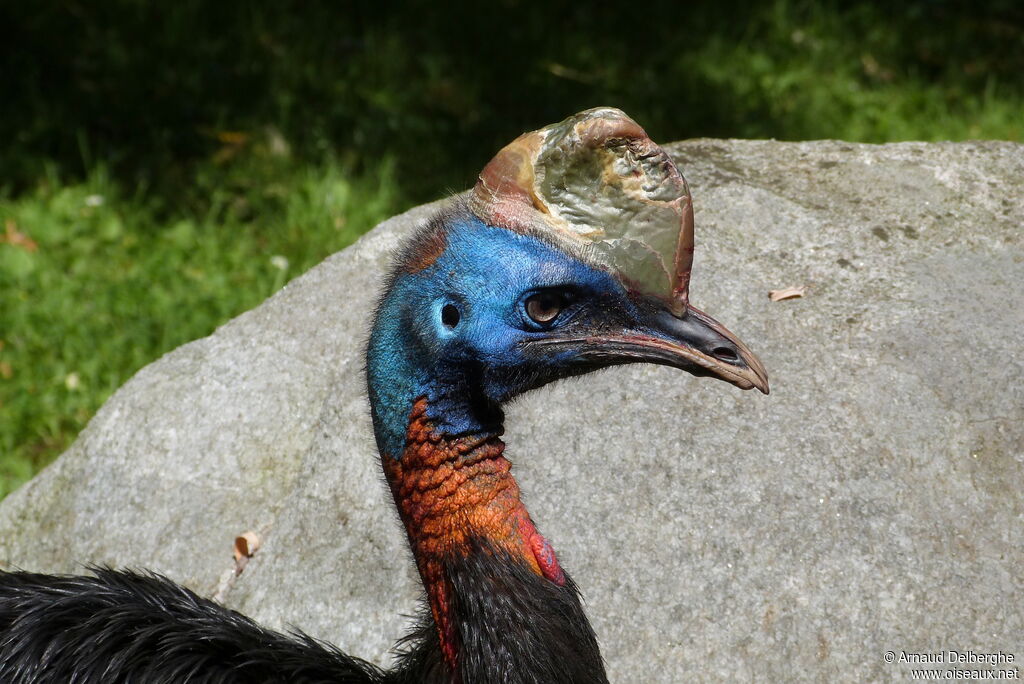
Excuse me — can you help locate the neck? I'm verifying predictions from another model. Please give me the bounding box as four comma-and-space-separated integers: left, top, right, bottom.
367, 236, 607, 682
379, 397, 606, 683
385, 398, 565, 661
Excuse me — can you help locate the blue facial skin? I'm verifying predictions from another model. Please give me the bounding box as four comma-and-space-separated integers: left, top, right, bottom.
367, 213, 640, 460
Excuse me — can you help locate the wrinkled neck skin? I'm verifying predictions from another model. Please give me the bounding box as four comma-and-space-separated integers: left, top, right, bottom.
367, 227, 607, 683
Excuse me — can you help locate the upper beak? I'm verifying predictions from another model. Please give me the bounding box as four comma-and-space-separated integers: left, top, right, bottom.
552, 300, 769, 394
627, 304, 769, 393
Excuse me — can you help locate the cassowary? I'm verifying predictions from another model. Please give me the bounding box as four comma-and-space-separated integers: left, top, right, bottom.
0, 108, 768, 683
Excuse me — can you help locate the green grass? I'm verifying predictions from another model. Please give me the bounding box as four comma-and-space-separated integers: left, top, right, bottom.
676, 2, 1023, 142
1, 0, 1022, 501
0, 149, 403, 497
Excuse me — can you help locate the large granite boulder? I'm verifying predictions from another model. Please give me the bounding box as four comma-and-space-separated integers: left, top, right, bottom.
1, 140, 1021, 682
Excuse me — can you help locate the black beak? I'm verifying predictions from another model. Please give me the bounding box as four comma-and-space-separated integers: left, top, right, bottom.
534, 299, 769, 394
625, 303, 769, 393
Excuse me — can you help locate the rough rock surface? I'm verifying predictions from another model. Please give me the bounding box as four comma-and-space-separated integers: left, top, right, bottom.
2, 140, 1022, 682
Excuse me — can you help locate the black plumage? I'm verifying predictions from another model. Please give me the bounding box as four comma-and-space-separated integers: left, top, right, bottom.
0, 546, 604, 684
0, 567, 383, 683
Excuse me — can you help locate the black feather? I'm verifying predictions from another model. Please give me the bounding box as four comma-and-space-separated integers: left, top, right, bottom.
0, 567, 385, 683
447, 543, 606, 684
359, 540, 607, 684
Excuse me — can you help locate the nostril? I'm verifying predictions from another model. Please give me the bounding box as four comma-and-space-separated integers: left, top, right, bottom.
711, 346, 738, 362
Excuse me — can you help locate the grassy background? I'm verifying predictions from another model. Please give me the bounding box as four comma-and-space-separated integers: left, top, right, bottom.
2, 0, 1022, 499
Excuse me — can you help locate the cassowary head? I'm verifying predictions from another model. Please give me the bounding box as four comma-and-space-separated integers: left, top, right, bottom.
368, 108, 768, 458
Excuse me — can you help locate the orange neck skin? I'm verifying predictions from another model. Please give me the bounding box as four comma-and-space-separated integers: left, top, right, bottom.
382, 397, 565, 673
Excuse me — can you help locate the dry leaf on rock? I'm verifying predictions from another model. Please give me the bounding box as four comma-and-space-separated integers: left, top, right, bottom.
768, 285, 806, 301
232, 531, 261, 575
233, 531, 261, 560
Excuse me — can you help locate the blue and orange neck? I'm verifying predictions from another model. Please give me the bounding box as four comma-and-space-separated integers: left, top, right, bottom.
366, 214, 578, 674
381, 398, 565, 672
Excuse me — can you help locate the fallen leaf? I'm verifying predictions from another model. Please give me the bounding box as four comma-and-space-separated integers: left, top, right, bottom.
768, 285, 806, 301
233, 531, 261, 561
232, 530, 261, 576
1, 220, 38, 252
216, 130, 249, 145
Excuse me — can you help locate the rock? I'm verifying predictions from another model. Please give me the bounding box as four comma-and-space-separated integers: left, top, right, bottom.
2, 140, 1021, 682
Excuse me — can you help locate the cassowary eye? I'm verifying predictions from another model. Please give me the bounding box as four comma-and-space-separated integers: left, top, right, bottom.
525, 291, 565, 325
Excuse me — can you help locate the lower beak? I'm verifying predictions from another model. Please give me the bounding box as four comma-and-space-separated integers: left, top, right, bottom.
573, 303, 770, 394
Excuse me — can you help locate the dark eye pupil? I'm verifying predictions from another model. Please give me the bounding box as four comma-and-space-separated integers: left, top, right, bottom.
526, 292, 563, 324
441, 304, 460, 327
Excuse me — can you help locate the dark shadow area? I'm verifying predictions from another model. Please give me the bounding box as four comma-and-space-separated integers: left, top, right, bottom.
3, 0, 1022, 207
